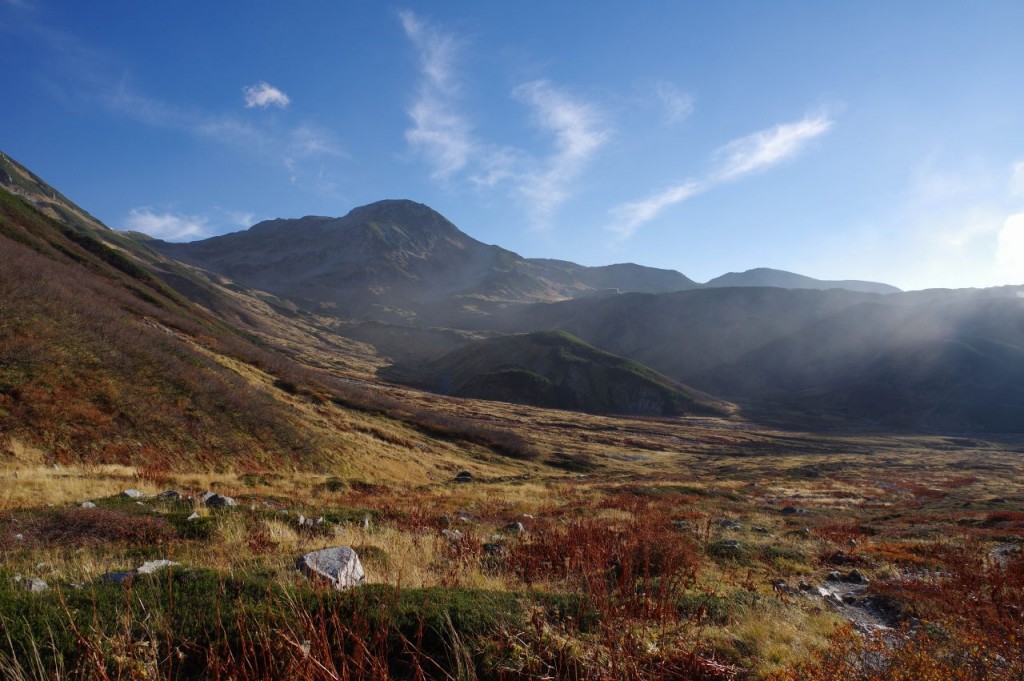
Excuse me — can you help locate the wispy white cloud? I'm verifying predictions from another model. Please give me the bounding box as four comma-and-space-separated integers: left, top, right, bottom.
513, 80, 610, 226
124, 208, 209, 241
654, 81, 694, 125
609, 181, 705, 239
242, 81, 290, 109
222, 210, 255, 228
608, 113, 834, 238
399, 9, 474, 181
712, 114, 833, 181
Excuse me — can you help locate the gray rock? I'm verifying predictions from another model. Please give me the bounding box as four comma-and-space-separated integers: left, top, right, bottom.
828, 571, 843, 582
81, 501, 97, 509
122, 489, 144, 499
157, 490, 182, 500
454, 471, 473, 483
361, 514, 372, 530
846, 569, 869, 584
187, 512, 201, 521
483, 543, 506, 556
502, 521, 525, 534
721, 539, 741, 549
202, 492, 236, 508
781, 506, 798, 515
23, 578, 48, 593
442, 529, 464, 542
752, 525, 770, 534
136, 560, 180, 575
717, 519, 742, 531
297, 547, 365, 590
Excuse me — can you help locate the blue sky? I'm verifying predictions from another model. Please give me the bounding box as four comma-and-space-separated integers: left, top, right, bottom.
2, 1, 1023, 290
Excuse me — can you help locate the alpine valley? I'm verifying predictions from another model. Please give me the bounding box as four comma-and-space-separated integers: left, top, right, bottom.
3, 149, 1024, 680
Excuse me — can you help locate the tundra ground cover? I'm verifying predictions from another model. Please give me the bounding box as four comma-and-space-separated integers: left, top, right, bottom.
1, 435, 1021, 680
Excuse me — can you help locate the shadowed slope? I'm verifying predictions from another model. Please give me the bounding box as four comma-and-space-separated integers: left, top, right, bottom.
382, 330, 735, 417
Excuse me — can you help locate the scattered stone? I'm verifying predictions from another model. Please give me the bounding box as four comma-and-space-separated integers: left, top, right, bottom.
990, 497, 1007, 504
828, 571, 843, 582
81, 501, 97, 509
136, 560, 180, 575
135, 501, 145, 506
672, 520, 691, 532
721, 539, 741, 549
846, 569, 869, 584
752, 526, 770, 534
361, 514, 371, 530
799, 528, 811, 538
23, 578, 48, 593
781, 506, 798, 515
122, 489, 144, 499
157, 490, 182, 500
799, 581, 812, 592
717, 519, 742, 531
502, 521, 525, 534
454, 471, 473, 483
187, 512, 201, 521
14, 533, 23, 541
202, 492, 236, 508
848, 538, 858, 547
456, 510, 475, 524
297, 547, 365, 590
442, 529, 464, 542
482, 543, 506, 556
520, 514, 535, 520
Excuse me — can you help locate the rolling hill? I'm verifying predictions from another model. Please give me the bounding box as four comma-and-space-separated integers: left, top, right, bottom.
381, 330, 735, 417
705, 267, 899, 294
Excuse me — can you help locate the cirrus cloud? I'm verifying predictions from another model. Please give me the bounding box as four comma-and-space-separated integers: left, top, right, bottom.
608, 112, 834, 239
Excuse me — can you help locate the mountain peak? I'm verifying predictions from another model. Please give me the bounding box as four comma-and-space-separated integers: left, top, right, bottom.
344, 199, 453, 228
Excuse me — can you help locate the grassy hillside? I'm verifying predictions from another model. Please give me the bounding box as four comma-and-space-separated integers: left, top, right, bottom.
0, 187, 547, 477
381, 330, 735, 417
0, 186, 324, 467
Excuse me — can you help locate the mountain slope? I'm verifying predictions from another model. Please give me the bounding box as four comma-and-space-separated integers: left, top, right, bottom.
151, 200, 700, 325
0, 184, 328, 466
494, 286, 1024, 431
705, 267, 899, 294
381, 330, 734, 417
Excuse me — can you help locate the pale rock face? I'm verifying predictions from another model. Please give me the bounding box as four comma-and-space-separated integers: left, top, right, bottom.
297, 547, 365, 590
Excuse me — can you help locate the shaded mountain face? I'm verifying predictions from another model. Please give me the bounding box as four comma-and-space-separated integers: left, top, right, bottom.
705, 268, 899, 294
381, 330, 734, 418
152, 200, 699, 325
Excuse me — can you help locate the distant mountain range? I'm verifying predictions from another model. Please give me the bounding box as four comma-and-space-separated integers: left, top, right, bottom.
4, 149, 1023, 433
150, 199, 898, 326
